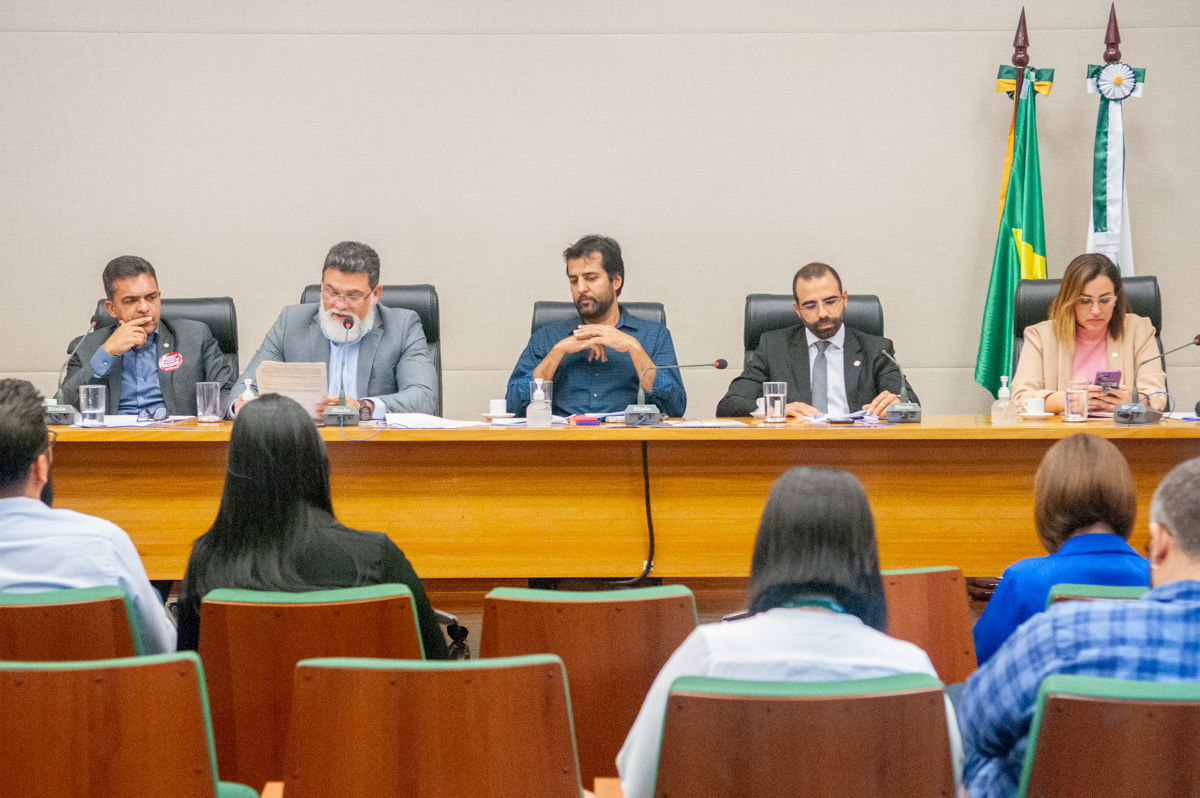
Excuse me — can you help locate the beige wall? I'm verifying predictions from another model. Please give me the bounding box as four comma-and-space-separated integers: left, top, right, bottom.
3, 2, 1198, 419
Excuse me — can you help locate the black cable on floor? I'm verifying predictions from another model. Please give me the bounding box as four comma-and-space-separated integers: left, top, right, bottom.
610, 439, 655, 586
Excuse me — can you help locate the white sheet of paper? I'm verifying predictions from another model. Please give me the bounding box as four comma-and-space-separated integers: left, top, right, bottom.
256, 361, 328, 418
72, 414, 194, 428
666, 419, 750, 428
384, 413, 484, 429
491, 415, 568, 426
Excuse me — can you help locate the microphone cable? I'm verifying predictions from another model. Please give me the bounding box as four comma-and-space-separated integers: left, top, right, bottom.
609, 439, 655, 586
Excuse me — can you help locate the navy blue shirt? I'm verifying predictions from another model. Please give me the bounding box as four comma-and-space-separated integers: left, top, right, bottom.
505, 307, 686, 417
972, 532, 1150, 665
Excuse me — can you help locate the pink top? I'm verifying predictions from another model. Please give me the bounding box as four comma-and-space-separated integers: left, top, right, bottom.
1071, 325, 1110, 383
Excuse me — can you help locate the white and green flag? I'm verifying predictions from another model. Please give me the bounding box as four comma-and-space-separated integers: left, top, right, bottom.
1086, 61, 1144, 274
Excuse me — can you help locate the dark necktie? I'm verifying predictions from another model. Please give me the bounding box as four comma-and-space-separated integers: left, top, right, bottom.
811, 340, 831, 413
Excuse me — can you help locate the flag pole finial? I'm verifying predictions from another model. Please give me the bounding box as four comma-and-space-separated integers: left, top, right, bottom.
1012, 8, 1030, 67
1104, 4, 1122, 63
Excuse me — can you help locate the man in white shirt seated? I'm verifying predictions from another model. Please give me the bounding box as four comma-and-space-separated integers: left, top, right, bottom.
0, 379, 176, 653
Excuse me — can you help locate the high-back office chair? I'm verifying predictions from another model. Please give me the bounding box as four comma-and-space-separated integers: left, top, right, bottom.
881, 567, 977, 684
742, 294, 884, 364
479, 585, 697, 787
531, 301, 666, 334
1018, 675, 1200, 797
198, 584, 426, 790
0, 585, 141, 660
70, 296, 241, 376
0, 652, 257, 798
650, 673, 956, 797
1012, 275, 1163, 376
268, 654, 582, 798
301, 283, 442, 416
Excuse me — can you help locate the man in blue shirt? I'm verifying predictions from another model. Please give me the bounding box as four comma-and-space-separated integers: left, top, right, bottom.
62, 256, 235, 416
506, 235, 686, 417
960, 456, 1200, 798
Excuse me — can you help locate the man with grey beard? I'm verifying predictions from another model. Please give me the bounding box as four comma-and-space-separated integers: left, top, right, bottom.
234, 241, 437, 418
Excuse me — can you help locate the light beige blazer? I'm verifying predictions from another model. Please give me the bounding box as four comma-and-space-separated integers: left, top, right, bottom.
1012, 314, 1167, 409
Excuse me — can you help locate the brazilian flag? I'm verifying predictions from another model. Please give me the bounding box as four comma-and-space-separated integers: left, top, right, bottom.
975, 65, 1054, 398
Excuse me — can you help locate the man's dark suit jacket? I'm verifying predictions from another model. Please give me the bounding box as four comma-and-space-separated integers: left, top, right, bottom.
62, 317, 236, 415
716, 323, 918, 416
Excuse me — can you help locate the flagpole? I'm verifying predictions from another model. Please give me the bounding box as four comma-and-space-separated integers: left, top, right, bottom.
1012, 8, 1029, 104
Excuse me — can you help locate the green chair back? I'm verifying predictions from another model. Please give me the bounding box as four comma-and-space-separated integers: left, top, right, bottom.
1019, 674, 1200, 797
0, 585, 142, 659
283, 654, 584, 797
0, 652, 256, 798
1045, 583, 1148, 609
199, 583, 425, 791
654, 673, 956, 797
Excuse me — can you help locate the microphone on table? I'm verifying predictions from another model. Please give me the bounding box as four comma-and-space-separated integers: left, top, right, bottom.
323, 317, 360, 427
624, 359, 728, 425
1115, 332, 1200, 425
45, 315, 101, 425
878, 349, 922, 423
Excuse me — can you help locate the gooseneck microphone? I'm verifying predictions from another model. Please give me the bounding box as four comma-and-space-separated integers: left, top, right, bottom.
1115, 332, 1200, 425
878, 349, 922, 423
45, 315, 100, 425
625, 359, 728, 425
323, 317, 360, 427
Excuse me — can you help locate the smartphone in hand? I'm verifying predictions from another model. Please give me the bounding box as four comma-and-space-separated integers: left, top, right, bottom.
1095, 370, 1121, 391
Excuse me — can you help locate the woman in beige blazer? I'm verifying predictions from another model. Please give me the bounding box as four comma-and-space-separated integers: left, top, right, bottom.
1012, 253, 1166, 413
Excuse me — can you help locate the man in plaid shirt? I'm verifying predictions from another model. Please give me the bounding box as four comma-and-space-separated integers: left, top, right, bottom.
960, 456, 1200, 798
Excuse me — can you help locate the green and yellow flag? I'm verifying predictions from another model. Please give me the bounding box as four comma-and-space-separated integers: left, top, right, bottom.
975, 65, 1054, 397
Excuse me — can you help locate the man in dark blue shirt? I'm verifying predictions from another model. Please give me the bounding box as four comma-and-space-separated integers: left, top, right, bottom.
506, 235, 686, 418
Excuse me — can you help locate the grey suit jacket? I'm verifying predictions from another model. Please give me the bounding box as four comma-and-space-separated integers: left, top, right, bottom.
62, 317, 236, 415
237, 303, 437, 415
716, 323, 918, 416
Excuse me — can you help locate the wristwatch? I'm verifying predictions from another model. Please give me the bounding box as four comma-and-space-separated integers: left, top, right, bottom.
359, 399, 374, 421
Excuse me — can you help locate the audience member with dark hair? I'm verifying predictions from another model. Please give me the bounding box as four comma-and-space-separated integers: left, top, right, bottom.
961, 456, 1200, 798
973, 433, 1149, 664
1012, 252, 1166, 413
176, 393, 447, 657
615, 466, 961, 797
0, 378, 176, 652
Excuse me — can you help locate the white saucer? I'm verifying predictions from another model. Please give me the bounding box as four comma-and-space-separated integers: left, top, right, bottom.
750, 410, 765, 418
1018, 411, 1053, 419
482, 413, 515, 421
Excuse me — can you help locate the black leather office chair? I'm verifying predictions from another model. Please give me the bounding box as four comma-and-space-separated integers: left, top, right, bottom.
1012, 275, 1163, 375
530, 301, 666, 334
70, 297, 240, 375
742, 294, 884, 364
301, 283, 442, 416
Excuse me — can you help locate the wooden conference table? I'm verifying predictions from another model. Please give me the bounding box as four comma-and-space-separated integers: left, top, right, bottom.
52, 416, 1200, 581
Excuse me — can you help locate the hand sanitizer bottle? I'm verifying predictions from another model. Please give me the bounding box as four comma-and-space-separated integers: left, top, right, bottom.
240, 379, 256, 405
991, 375, 1018, 425
527, 379, 552, 429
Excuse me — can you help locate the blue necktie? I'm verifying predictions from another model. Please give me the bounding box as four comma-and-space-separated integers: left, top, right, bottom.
811, 340, 831, 413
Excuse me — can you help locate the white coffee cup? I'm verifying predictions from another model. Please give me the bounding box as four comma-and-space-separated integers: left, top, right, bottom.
488, 399, 507, 416
1021, 397, 1045, 415
755, 397, 765, 413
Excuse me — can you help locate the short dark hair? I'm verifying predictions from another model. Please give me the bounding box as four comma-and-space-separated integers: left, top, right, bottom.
748, 466, 887, 631
563, 235, 624, 297
1150, 457, 1200, 558
792, 262, 843, 302
0, 379, 49, 495
1034, 434, 1136, 552
102, 256, 157, 302
1049, 253, 1127, 345
323, 241, 381, 289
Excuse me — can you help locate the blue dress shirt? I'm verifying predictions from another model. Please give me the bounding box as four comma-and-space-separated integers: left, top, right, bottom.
960, 580, 1200, 798
89, 328, 166, 414
327, 339, 387, 420
972, 532, 1150, 666
505, 308, 686, 417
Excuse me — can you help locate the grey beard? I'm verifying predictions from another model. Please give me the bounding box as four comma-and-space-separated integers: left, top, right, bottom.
319, 304, 376, 343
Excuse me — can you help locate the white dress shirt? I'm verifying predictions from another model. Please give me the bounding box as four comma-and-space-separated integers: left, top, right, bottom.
616, 607, 963, 798
0, 496, 177, 653
805, 325, 850, 415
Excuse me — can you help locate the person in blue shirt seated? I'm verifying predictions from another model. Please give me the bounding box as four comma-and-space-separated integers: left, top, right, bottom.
960, 455, 1200, 798
972, 433, 1150, 666
505, 235, 686, 418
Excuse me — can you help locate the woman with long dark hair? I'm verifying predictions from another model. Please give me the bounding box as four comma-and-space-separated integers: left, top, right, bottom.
176, 393, 446, 657
615, 467, 959, 797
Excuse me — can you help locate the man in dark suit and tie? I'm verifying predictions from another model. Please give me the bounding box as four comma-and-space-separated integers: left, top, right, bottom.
716, 262, 916, 418
63, 256, 235, 417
